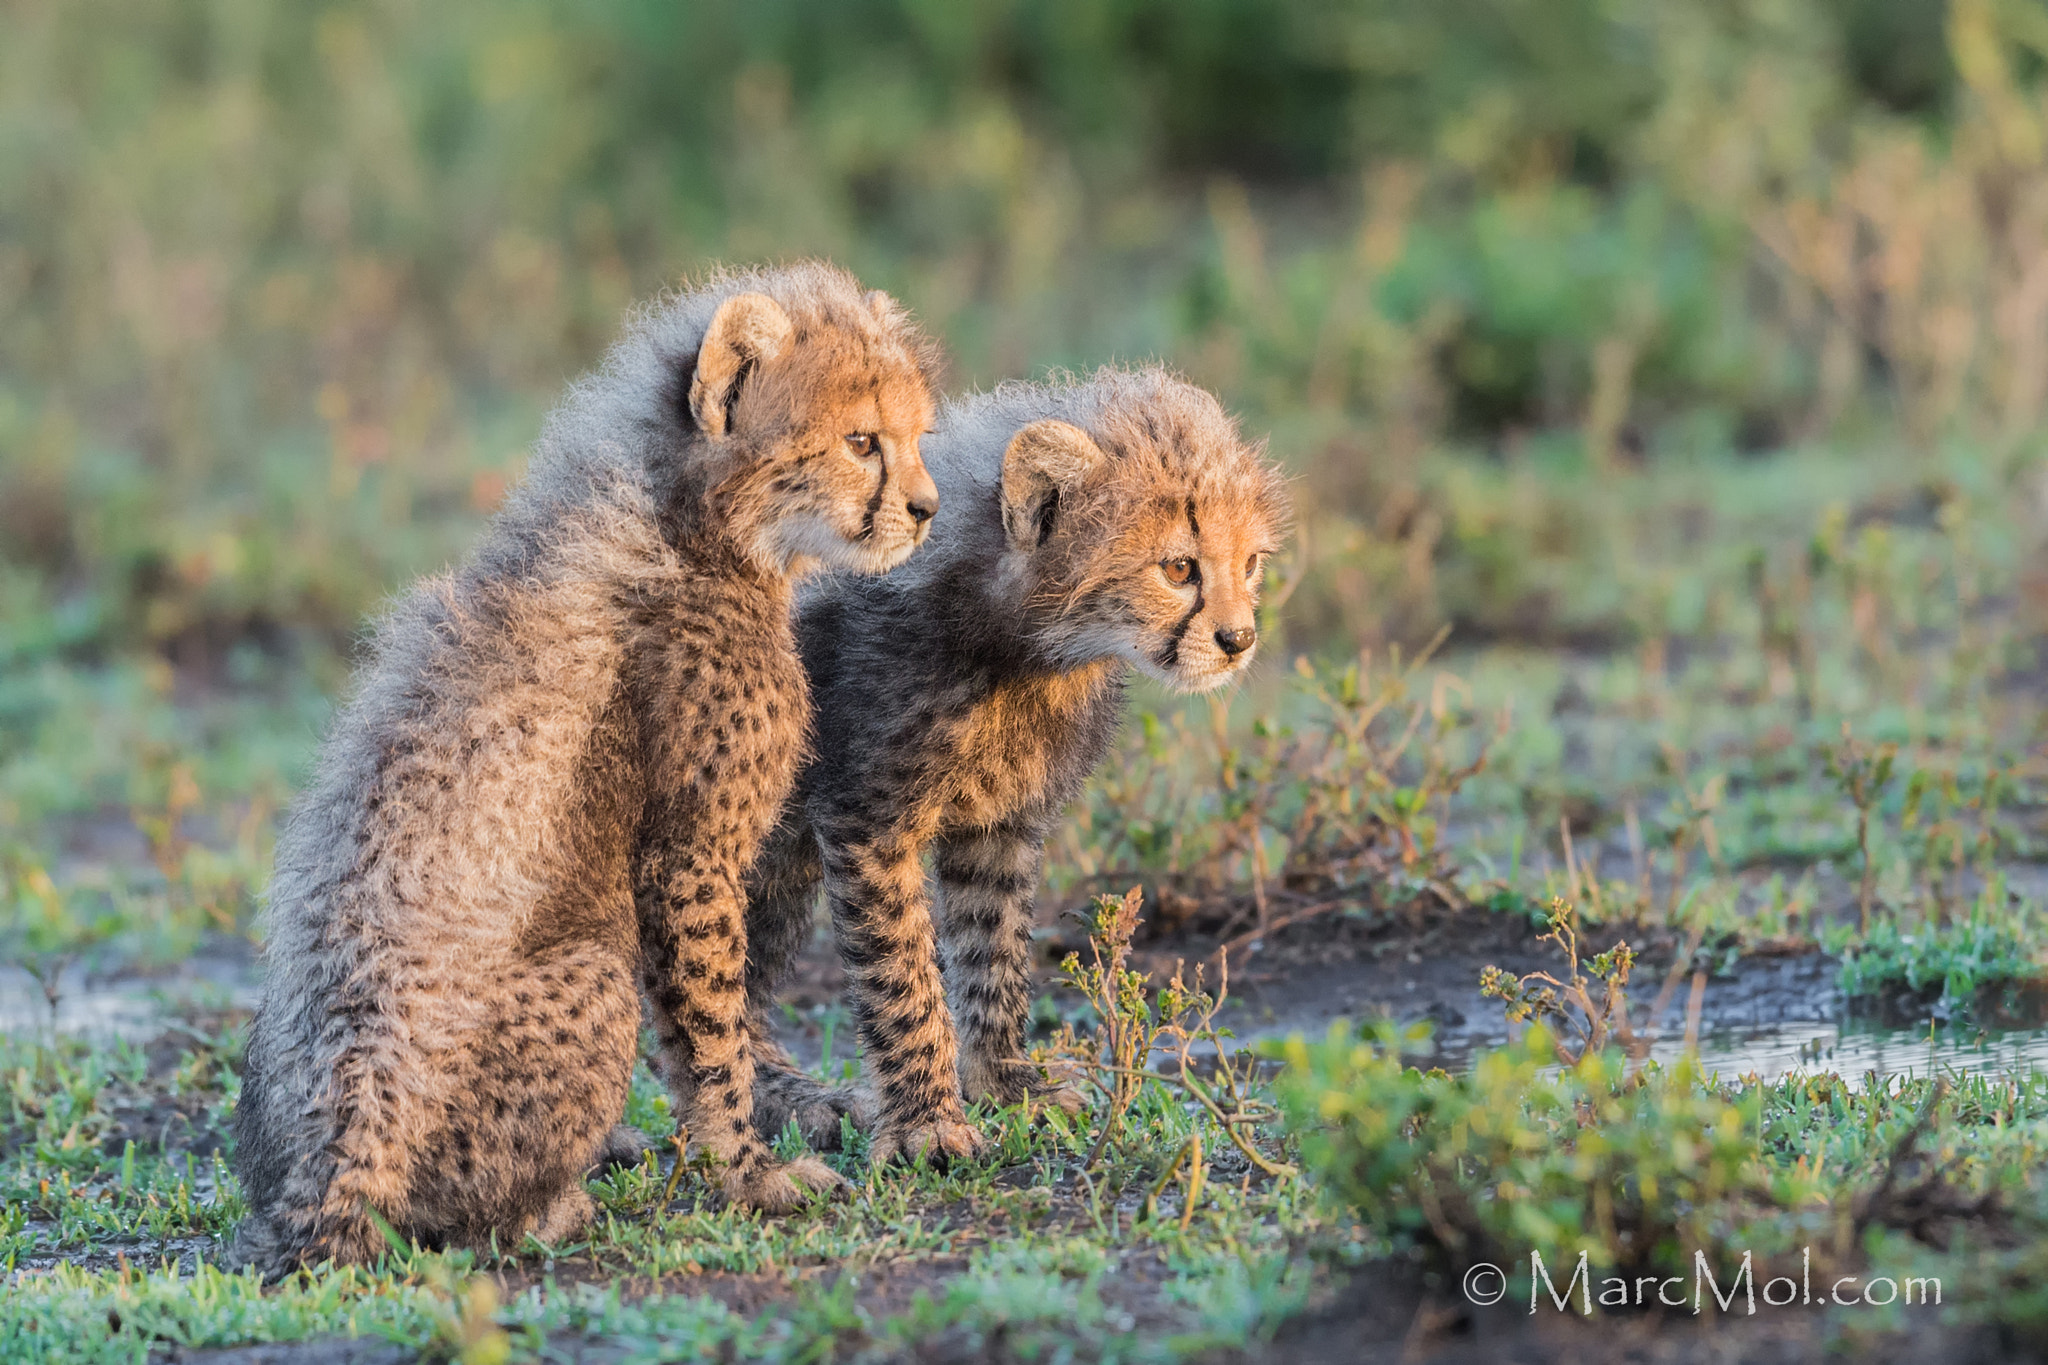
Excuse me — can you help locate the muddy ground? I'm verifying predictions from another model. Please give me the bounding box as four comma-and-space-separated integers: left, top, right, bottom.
763, 896, 1848, 1073
0, 893, 1847, 1059
148, 1298, 2031, 1365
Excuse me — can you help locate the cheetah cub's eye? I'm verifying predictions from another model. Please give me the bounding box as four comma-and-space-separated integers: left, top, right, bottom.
1245, 553, 1263, 582
844, 433, 879, 459
1161, 558, 1198, 587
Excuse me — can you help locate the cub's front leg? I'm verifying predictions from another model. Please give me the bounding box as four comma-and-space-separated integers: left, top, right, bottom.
636, 839, 846, 1211
630, 634, 846, 1211
816, 801, 982, 1165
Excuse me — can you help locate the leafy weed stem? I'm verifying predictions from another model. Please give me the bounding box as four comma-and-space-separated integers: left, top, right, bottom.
1825, 722, 1898, 935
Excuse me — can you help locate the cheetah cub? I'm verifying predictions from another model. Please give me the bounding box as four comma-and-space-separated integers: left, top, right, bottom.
742, 367, 1290, 1164
231, 263, 941, 1274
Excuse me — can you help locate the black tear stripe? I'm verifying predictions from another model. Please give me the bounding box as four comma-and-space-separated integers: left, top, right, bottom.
858, 456, 887, 540
1158, 590, 1205, 668
1157, 497, 1205, 666
722, 355, 757, 435
856, 371, 887, 539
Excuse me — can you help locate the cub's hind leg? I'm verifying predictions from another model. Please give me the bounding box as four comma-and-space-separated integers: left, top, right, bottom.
233, 930, 457, 1274
935, 821, 1084, 1117
239, 939, 638, 1272
403, 941, 641, 1252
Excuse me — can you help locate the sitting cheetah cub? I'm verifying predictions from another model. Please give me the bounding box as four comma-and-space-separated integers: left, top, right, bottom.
742, 367, 1290, 1163
231, 263, 941, 1274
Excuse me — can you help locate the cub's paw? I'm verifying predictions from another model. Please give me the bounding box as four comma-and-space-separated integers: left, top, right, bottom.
751, 1071, 872, 1150
531, 1186, 595, 1244
588, 1124, 654, 1174
298, 1210, 392, 1273
1019, 1081, 1088, 1120
964, 1059, 1088, 1120
722, 1154, 850, 1214
225, 1212, 293, 1281
869, 1114, 985, 1168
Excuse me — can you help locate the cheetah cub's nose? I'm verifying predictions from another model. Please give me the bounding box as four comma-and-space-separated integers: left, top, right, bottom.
1215, 625, 1256, 658
907, 491, 938, 525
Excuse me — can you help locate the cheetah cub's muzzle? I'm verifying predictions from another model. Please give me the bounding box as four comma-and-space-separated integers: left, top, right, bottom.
1139, 530, 1269, 692
765, 416, 938, 576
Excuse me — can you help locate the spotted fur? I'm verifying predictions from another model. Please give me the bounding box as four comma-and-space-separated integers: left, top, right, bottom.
741, 368, 1291, 1162
230, 262, 941, 1274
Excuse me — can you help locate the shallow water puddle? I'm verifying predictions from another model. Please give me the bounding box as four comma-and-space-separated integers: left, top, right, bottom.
1417, 1019, 2048, 1086
1676, 1020, 2048, 1086
10, 941, 2048, 1091
0, 984, 176, 1042
0, 949, 259, 1043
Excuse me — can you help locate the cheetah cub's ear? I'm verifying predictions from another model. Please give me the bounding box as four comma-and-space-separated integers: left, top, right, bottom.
865, 289, 906, 327
688, 292, 796, 438
1000, 419, 1105, 551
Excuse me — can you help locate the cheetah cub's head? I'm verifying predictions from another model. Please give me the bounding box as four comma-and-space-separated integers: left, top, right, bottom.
689, 275, 940, 577
1001, 372, 1291, 692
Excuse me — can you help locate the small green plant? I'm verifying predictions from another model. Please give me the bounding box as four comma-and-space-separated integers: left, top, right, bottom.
1825, 724, 1898, 935
1898, 752, 2025, 917
1833, 891, 2043, 1023
1061, 634, 1503, 945
1479, 897, 1639, 1067
1053, 887, 1293, 1179
1653, 743, 1726, 909
1284, 628, 1502, 884
1283, 1027, 2017, 1311
1055, 887, 1153, 1158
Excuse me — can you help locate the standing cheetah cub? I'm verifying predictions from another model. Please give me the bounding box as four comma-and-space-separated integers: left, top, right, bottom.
742, 367, 1290, 1163
231, 263, 941, 1274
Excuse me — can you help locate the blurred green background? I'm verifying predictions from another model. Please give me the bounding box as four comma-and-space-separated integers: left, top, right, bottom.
9, 0, 2048, 952
8, 0, 2046, 658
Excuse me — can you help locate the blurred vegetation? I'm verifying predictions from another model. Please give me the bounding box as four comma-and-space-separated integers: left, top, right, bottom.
10, 0, 2048, 665
11, 0, 2048, 966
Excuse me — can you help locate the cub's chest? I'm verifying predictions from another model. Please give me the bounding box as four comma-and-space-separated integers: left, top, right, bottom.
627, 576, 808, 767
935, 663, 1115, 824
681, 615, 806, 734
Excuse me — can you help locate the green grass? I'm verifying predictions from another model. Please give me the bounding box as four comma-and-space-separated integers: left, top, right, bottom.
1833, 899, 2048, 1023
15, 980, 2048, 1357
0, 1009, 1320, 1363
